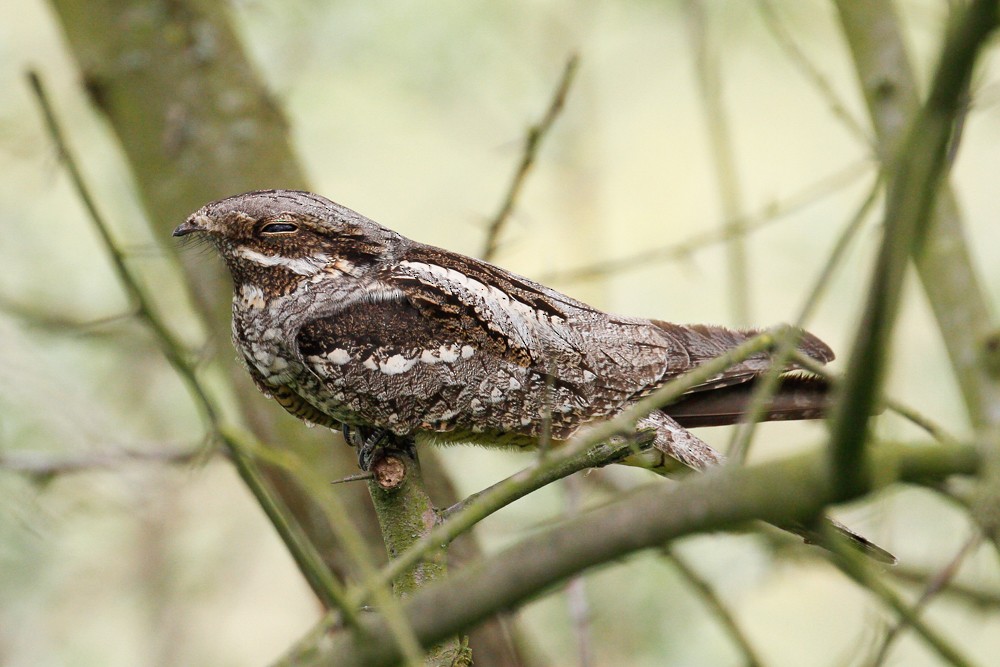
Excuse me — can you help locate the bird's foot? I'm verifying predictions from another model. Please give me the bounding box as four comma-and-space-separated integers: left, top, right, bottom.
342, 424, 415, 471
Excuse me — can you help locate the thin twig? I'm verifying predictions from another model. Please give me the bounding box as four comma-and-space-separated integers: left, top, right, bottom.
756, 0, 871, 145
726, 175, 881, 463
27, 69, 356, 622
540, 160, 871, 286
481, 54, 579, 261
564, 474, 594, 667
686, 0, 751, 325
870, 532, 982, 666
0, 293, 139, 334
352, 331, 783, 607
599, 469, 766, 665
0, 446, 209, 475
792, 351, 962, 445
889, 563, 1000, 610
663, 548, 765, 667
824, 525, 977, 667
331, 472, 375, 485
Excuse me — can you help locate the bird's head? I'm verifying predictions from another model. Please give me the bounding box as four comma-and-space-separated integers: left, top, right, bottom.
173, 190, 401, 296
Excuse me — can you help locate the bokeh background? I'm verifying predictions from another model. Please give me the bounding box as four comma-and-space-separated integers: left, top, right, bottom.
2, 1, 1000, 665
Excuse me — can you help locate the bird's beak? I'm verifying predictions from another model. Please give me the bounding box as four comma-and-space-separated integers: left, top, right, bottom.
172, 214, 212, 237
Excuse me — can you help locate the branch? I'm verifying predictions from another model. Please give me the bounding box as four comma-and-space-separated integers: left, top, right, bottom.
0, 446, 207, 475
756, 0, 870, 144
686, 0, 751, 324
889, 563, 1000, 610
27, 70, 355, 620
287, 441, 979, 666
481, 54, 579, 261
869, 533, 981, 666
825, 527, 977, 667
540, 160, 870, 286
827, 0, 1000, 499
364, 451, 467, 666
350, 330, 780, 608
727, 174, 881, 462
662, 548, 764, 667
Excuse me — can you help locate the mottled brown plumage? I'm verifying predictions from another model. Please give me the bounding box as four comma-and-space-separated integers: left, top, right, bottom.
174, 189, 893, 562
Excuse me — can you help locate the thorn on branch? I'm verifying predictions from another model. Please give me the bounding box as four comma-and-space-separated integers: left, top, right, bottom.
331, 471, 375, 485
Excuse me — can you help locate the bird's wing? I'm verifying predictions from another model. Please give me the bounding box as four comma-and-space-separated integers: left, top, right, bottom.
295, 243, 833, 438
292, 244, 628, 441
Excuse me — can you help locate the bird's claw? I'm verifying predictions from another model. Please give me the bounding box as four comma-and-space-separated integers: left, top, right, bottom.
342, 424, 414, 471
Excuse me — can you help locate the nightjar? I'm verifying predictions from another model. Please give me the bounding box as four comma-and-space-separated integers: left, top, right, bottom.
174, 189, 892, 562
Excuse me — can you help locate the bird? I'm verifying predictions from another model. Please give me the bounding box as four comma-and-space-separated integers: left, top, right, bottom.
174, 189, 893, 563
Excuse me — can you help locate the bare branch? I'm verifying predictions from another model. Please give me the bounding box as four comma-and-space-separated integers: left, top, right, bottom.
686, 0, 752, 324
27, 69, 357, 622
287, 441, 979, 667
663, 548, 765, 667
756, 0, 870, 144
541, 160, 870, 286
827, 0, 1000, 499
870, 533, 982, 666
0, 446, 209, 475
481, 55, 579, 262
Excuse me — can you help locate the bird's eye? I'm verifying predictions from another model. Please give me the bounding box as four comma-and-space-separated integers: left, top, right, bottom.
260, 221, 298, 235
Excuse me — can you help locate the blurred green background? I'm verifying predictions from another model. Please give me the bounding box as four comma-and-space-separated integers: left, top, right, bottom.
2, 1, 999, 665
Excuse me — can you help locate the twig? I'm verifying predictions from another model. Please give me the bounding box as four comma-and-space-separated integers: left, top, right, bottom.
540, 160, 870, 286
331, 472, 375, 485
27, 69, 355, 622
599, 470, 765, 665
662, 548, 765, 667
353, 331, 782, 607
564, 474, 594, 667
726, 175, 881, 463
824, 526, 977, 667
481, 54, 579, 261
792, 351, 962, 445
0, 292, 139, 334
686, 0, 751, 325
889, 563, 1000, 610
756, 0, 870, 145
869, 532, 981, 666
0, 446, 207, 475
827, 1, 999, 500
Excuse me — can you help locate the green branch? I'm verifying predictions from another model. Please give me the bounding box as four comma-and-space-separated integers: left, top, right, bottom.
28, 69, 356, 622
287, 441, 979, 667
827, 0, 1000, 500
350, 330, 781, 608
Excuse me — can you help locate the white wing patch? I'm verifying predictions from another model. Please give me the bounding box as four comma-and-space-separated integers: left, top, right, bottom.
380, 354, 418, 375
398, 260, 566, 352
327, 348, 352, 364
401, 260, 541, 322
313, 343, 477, 378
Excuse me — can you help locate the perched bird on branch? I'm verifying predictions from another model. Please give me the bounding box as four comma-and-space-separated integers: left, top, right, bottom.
174, 189, 892, 563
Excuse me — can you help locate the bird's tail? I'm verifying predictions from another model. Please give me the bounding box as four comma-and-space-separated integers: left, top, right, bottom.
664, 374, 831, 428
793, 517, 897, 564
